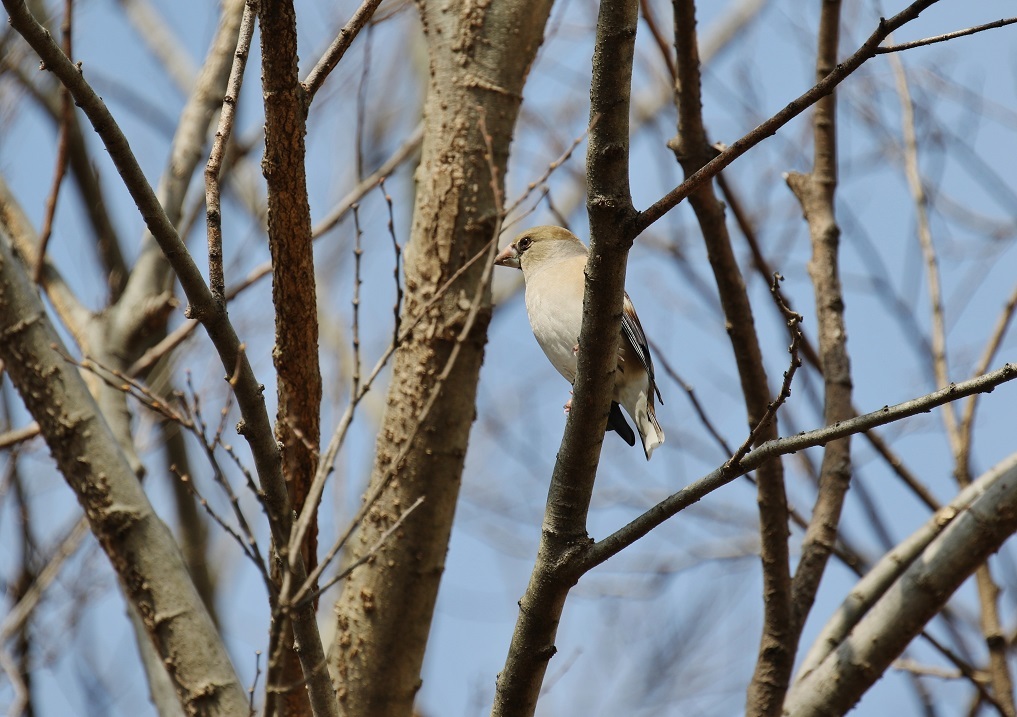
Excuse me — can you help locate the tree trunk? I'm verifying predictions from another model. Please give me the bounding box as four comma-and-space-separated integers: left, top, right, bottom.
330, 0, 553, 714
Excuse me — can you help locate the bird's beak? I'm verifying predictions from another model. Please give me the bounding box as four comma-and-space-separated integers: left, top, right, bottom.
494, 243, 520, 269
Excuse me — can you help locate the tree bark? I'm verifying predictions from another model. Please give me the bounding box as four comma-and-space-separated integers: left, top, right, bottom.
330, 0, 553, 714
0, 229, 248, 717
785, 458, 1017, 716
257, 0, 326, 714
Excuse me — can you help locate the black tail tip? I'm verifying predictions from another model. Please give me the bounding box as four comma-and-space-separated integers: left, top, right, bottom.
607, 401, 636, 447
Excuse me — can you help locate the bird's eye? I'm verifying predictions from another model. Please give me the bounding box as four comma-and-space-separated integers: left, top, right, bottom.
517, 237, 533, 252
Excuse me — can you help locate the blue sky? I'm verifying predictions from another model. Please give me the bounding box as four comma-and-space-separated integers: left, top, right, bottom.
2, 0, 1017, 715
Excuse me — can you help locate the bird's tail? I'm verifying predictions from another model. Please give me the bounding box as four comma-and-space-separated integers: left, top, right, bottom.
637, 399, 664, 460
608, 401, 636, 447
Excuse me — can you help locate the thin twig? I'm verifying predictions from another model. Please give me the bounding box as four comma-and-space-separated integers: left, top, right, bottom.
0, 517, 89, 644
206, 0, 258, 301
127, 124, 424, 379
502, 114, 599, 220
311, 122, 423, 238
648, 341, 730, 453
381, 178, 403, 340
920, 632, 1008, 714
353, 22, 372, 180
249, 651, 263, 716
0, 423, 41, 449
351, 204, 364, 398
722, 274, 804, 474
289, 227, 504, 559
960, 281, 1017, 450
302, 0, 386, 102
34, 0, 74, 284
184, 373, 271, 591
62, 345, 272, 589
292, 495, 424, 607
718, 173, 943, 513
891, 53, 959, 449
176, 467, 270, 591
876, 17, 1017, 54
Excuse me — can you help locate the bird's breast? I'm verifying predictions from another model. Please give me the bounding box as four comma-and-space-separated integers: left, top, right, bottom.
524, 279, 584, 383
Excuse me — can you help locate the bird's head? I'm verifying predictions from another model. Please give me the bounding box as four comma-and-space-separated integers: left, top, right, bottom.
494, 225, 587, 274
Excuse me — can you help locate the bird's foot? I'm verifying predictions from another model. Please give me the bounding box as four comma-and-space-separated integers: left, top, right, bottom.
564, 390, 574, 415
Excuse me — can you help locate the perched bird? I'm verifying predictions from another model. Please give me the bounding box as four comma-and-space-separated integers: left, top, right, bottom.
494, 225, 664, 459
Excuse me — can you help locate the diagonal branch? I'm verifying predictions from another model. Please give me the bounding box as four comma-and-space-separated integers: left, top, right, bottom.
784, 455, 1017, 716
0, 229, 248, 715
302, 0, 385, 103
635, 0, 943, 235
583, 363, 1017, 570
875, 16, 1017, 54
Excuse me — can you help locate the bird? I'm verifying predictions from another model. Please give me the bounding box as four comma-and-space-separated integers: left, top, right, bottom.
494, 225, 664, 459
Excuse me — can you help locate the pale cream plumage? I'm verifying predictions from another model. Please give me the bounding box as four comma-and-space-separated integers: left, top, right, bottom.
494, 225, 664, 459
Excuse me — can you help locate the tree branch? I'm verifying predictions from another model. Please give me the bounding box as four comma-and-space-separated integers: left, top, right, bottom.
0, 228, 248, 716
582, 363, 1017, 570
301, 0, 385, 103
492, 0, 639, 713
784, 0, 854, 678
0, 6, 320, 711
253, 0, 334, 713
784, 455, 1017, 716
669, 2, 793, 713
635, 0, 942, 235
875, 16, 1017, 54
206, 0, 257, 302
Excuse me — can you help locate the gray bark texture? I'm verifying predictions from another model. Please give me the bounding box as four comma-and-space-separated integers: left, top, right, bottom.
784, 457, 1017, 716
0, 229, 248, 716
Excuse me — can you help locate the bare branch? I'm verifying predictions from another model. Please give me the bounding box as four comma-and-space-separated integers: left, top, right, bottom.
783, 0, 856, 692
0, 422, 41, 450
127, 122, 424, 379
0, 222, 248, 715
206, 0, 258, 301
785, 455, 1017, 716
311, 122, 423, 238
670, 2, 793, 712
493, 0, 640, 712
255, 0, 332, 711
0, 517, 89, 645
876, 17, 1017, 54
34, 0, 74, 284
635, 0, 942, 235
302, 0, 386, 103
294, 496, 425, 608
583, 363, 1017, 571
719, 173, 944, 514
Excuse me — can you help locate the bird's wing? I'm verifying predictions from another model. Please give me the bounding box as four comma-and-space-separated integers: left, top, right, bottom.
621, 293, 663, 404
